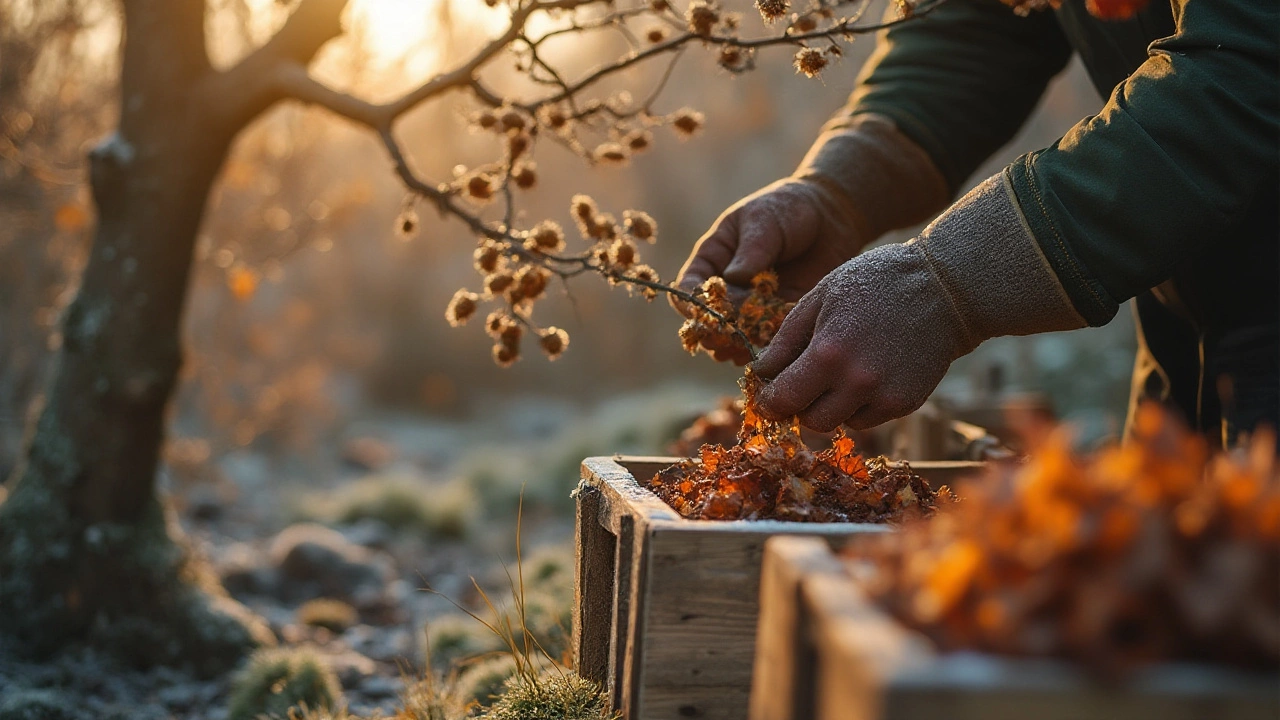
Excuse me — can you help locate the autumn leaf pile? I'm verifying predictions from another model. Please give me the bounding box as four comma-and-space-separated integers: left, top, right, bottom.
856, 404, 1280, 672
646, 369, 944, 523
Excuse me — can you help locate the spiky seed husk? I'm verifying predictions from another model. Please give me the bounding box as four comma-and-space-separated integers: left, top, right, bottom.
539, 327, 569, 359
793, 46, 828, 78
593, 143, 630, 166
445, 290, 480, 326
623, 210, 656, 242
686, 0, 719, 35
756, 0, 789, 22
671, 108, 704, 138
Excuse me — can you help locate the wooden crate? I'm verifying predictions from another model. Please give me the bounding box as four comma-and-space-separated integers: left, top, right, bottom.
751, 536, 1279, 720
573, 456, 984, 720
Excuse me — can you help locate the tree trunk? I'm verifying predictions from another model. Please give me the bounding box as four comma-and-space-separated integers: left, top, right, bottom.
0, 0, 273, 674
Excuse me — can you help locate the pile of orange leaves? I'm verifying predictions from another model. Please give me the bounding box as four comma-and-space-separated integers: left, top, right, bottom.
646, 369, 945, 522
678, 273, 793, 364
855, 404, 1280, 673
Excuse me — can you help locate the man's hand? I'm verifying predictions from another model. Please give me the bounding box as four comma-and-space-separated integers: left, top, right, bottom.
750, 173, 1088, 432
751, 242, 968, 431
673, 178, 868, 310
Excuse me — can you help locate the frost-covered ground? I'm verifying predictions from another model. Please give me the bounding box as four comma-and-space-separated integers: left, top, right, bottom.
0, 384, 724, 719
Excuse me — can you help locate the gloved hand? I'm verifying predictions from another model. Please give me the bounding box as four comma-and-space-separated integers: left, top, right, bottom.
753, 173, 1087, 432
673, 114, 949, 315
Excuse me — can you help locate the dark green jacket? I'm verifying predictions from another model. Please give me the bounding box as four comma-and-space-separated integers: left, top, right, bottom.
846, 0, 1279, 331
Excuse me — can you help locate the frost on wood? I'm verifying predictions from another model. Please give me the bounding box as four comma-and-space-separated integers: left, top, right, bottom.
645, 368, 947, 522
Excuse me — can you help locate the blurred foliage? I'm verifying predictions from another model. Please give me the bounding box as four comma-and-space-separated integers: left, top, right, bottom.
296, 475, 478, 539
296, 598, 359, 633
0, 688, 78, 720
227, 648, 342, 720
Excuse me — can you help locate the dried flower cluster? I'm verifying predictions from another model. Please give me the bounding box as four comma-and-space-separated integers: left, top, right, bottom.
678, 272, 794, 365
646, 369, 946, 522
999, 0, 1149, 20
856, 404, 1280, 673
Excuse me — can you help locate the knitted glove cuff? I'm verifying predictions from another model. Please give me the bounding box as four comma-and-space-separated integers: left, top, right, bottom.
915, 172, 1086, 353
795, 113, 951, 243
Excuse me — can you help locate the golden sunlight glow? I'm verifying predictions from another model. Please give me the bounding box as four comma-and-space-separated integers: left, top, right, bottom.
347, 0, 508, 71
349, 0, 436, 64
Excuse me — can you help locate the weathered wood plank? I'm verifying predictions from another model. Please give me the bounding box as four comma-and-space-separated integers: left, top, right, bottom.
608, 513, 636, 710
629, 686, 753, 719
621, 514, 653, 717
750, 537, 848, 720
582, 456, 680, 532
573, 480, 616, 686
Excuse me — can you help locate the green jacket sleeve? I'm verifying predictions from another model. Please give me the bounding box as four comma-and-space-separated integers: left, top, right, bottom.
1007, 0, 1279, 326
845, 0, 1074, 194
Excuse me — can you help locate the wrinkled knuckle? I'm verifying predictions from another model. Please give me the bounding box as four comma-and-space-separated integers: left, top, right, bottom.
846, 365, 880, 392
810, 339, 846, 370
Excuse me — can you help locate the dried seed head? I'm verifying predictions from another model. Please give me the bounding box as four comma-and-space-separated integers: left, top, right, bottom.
610, 238, 638, 269
789, 13, 818, 32
513, 162, 537, 189
499, 322, 522, 348
751, 270, 780, 296
755, 0, 789, 22
718, 46, 748, 71
499, 109, 526, 132
474, 242, 503, 273
445, 289, 479, 326
624, 129, 653, 153
593, 142, 630, 166
793, 46, 828, 78
623, 210, 657, 242
467, 173, 495, 201
492, 342, 519, 367
485, 310, 510, 336
670, 108, 705, 138
588, 213, 618, 241
396, 208, 419, 237
646, 27, 667, 43
529, 220, 565, 252
571, 194, 597, 223
686, 0, 719, 35
539, 326, 569, 359
514, 265, 549, 301
592, 244, 612, 269
701, 276, 729, 300
485, 271, 515, 295
539, 106, 569, 130
508, 132, 531, 159
631, 264, 660, 301
632, 264, 659, 284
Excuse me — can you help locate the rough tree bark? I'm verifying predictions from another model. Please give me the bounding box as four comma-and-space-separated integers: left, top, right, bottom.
0, 0, 347, 675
